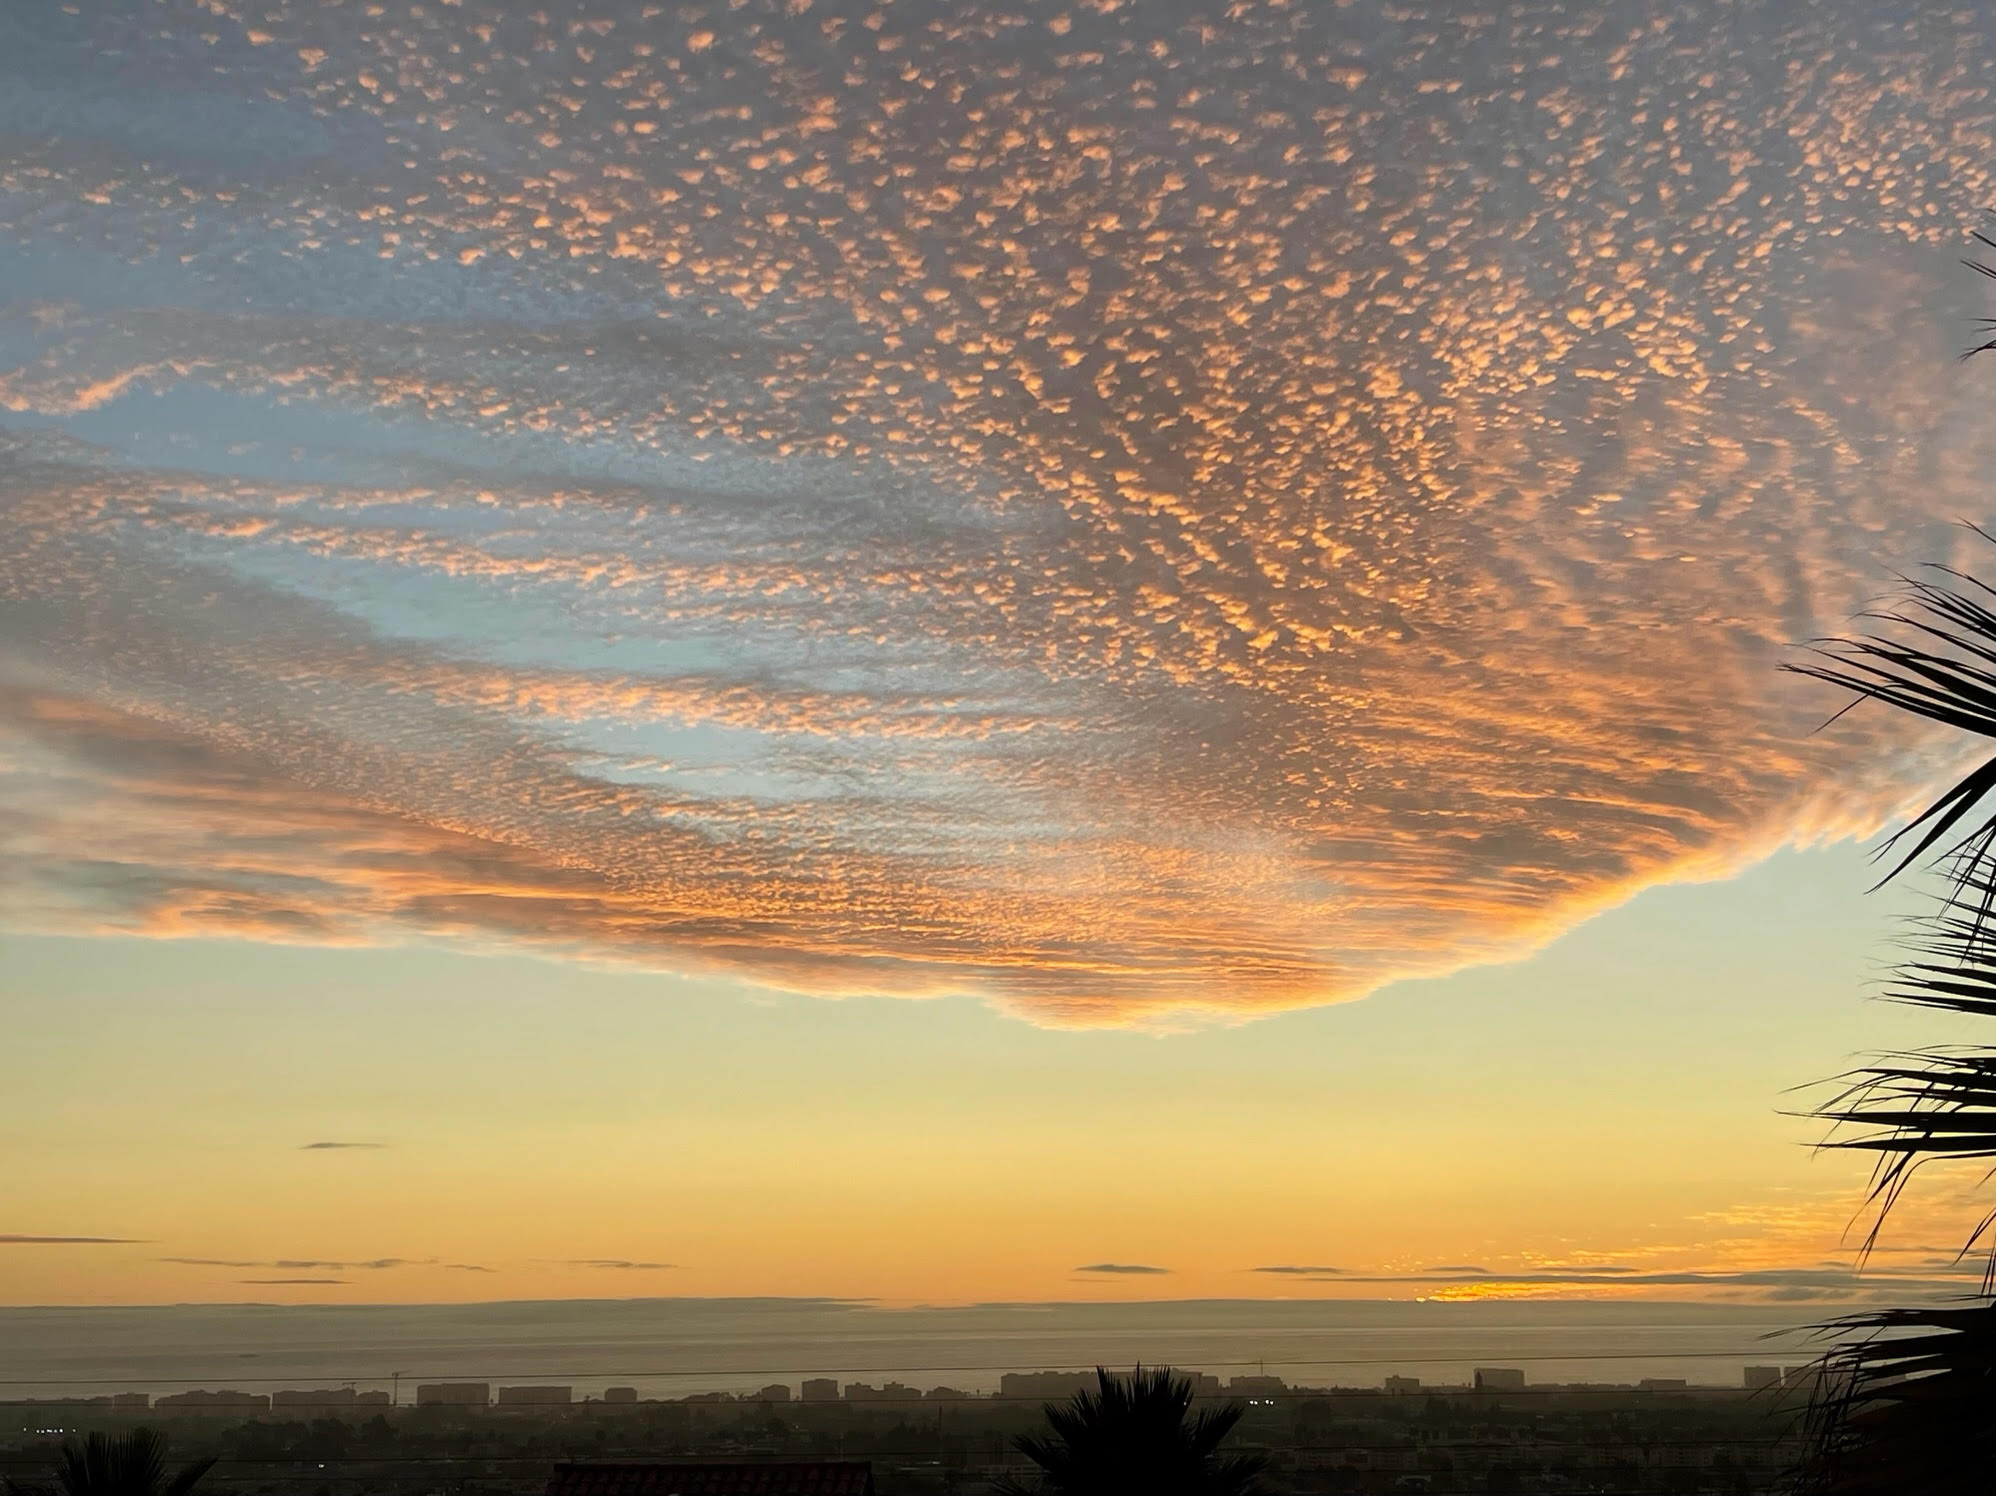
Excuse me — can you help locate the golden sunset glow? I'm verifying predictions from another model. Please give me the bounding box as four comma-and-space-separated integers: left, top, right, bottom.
7, 0, 1996, 1312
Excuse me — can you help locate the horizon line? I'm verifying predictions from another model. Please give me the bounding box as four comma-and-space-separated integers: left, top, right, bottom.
0, 1293, 1842, 1314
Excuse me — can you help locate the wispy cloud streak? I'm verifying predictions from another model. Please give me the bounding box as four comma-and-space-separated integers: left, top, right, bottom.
0, 1235, 142, 1245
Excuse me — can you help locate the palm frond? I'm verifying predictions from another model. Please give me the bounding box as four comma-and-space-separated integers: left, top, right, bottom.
1784, 247, 1996, 1495
1786, 562, 1996, 888
31, 1430, 208, 1496
1792, 1303, 1996, 1495
1005, 1366, 1268, 1496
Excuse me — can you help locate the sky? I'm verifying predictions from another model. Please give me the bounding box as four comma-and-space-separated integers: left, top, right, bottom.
6, 0, 1996, 1307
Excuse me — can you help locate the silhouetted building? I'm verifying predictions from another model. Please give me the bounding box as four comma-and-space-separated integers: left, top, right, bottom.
841, 1383, 881, 1403
498, 1386, 573, 1408
923, 1386, 970, 1403
1384, 1376, 1421, 1394
546, 1462, 873, 1496
155, 1390, 271, 1414
999, 1372, 1096, 1402
603, 1387, 639, 1404
416, 1383, 490, 1408
800, 1379, 840, 1403
1473, 1369, 1526, 1392
1228, 1376, 1286, 1398
273, 1388, 369, 1412
756, 1384, 791, 1403
1744, 1366, 1783, 1391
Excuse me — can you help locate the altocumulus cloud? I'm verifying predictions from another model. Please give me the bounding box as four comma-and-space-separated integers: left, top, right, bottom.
1076, 1264, 1172, 1276
4, 1, 1996, 1026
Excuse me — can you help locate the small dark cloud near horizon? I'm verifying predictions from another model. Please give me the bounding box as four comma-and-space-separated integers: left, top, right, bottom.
445, 1263, 496, 1273
1252, 1265, 1343, 1275
163, 1256, 419, 1270
1, 1234, 144, 1245
559, 1258, 680, 1271
1425, 1265, 1492, 1275
300, 1142, 385, 1150
1075, 1263, 1172, 1275
240, 1277, 348, 1285
1341, 1265, 1986, 1297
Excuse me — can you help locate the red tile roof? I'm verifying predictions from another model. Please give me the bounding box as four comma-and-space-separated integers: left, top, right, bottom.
546, 1463, 875, 1496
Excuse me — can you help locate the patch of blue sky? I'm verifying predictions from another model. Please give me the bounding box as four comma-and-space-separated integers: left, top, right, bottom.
1, 15, 350, 175
0, 82, 345, 181
4, 387, 436, 491
0, 217, 665, 334
183, 533, 740, 679
3, 374, 731, 513
567, 729, 1029, 850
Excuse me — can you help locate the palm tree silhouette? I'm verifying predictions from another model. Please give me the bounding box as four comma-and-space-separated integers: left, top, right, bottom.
996, 1365, 1268, 1496
1787, 553, 1996, 1491
5, 1429, 215, 1496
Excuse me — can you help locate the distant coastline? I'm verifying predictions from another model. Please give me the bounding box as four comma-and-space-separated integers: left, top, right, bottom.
0, 1297, 1820, 1403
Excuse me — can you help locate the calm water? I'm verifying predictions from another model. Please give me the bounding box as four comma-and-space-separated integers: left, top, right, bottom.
0, 1298, 1823, 1400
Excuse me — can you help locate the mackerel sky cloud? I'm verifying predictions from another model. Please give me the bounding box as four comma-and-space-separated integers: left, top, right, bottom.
5, 0, 1996, 1025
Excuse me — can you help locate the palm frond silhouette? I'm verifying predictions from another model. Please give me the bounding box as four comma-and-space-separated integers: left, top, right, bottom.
995, 1365, 1268, 1496
1786, 556, 1996, 1494
4, 1429, 215, 1496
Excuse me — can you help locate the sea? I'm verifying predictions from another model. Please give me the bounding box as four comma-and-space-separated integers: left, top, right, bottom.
0, 1298, 1828, 1402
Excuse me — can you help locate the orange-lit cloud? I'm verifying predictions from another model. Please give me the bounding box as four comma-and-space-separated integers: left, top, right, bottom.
5, 1, 1996, 1025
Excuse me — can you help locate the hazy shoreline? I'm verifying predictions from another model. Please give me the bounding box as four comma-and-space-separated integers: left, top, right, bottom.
0, 1297, 1823, 1401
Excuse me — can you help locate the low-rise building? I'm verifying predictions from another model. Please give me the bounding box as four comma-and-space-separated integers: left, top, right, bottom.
1228, 1376, 1286, 1398
998, 1372, 1096, 1402
416, 1383, 490, 1408
273, 1388, 383, 1413
498, 1386, 573, 1408
155, 1390, 271, 1415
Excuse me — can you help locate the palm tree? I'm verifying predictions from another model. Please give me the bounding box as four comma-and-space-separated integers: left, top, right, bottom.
1786, 558, 1996, 1493
4, 1429, 215, 1496
996, 1365, 1268, 1496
